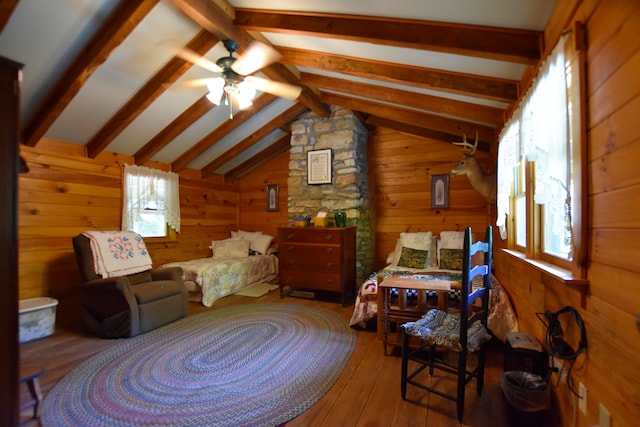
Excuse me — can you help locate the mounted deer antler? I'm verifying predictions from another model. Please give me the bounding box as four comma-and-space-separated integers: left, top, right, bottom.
449, 132, 497, 204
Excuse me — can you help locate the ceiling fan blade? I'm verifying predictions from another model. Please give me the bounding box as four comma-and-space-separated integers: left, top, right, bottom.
171, 77, 217, 89
245, 76, 302, 100
232, 41, 282, 76
158, 40, 222, 73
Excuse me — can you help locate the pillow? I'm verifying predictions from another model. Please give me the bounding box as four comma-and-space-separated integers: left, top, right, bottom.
440, 231, 465, 249
212, 238, 250, 258
439, 248, 464, 270
437, 231, 465, 266
250, 233, 274, 255
397, 247, 430, 269
390, 232, 434, 266
230, 230, 274, 255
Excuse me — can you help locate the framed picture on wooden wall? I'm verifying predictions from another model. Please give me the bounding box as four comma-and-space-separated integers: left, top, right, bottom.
267, 184, 279, 212
307, 149, 332, 184
431, 174, 450, 209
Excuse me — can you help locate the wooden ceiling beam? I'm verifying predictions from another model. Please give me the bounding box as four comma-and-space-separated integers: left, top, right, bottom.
86, 30, 218, 159
235, 9, 542, 64
134, 95, 214, 165
170, 0, 329, 117
171, 93, 278, 172
224, 132, 291, 180
300, 72, 504, 126
201, 102, 307, 177
0, 0, 18, 32
21, 0, 159, 147
320, 91, 496, 146
279, 47, 518, 103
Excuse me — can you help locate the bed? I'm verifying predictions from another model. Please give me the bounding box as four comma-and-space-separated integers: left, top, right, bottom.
348, 230, 518, 342
160, 230, 278, 307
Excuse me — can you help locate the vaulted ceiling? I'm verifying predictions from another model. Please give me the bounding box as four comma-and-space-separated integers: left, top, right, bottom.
0, 0, 556, 180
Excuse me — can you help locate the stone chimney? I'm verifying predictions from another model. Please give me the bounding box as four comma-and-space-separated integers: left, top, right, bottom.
288, 105, 374, 284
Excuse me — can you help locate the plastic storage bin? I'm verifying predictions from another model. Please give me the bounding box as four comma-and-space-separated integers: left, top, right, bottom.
19, 297, 58, 343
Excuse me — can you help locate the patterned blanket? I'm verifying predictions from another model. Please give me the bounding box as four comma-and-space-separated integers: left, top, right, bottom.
83, 231, 152, 278
349, 266, 519, 342
161, 255, 278, 307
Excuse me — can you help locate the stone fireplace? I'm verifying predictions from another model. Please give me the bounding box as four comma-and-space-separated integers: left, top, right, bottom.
288, 105, 374, 283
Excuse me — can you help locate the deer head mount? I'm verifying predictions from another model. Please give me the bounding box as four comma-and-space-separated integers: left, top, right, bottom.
449, 132, 497, 204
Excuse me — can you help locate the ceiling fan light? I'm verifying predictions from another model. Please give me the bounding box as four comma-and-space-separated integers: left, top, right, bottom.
238, 96, 253, 110
206, 77, 225, 105
238, 80, 256, 100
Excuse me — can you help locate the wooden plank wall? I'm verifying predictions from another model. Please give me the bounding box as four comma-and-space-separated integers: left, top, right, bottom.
18, 137, 238, 327
494, 1, 640, 427
236, 150, 291, 239
369, 127, 492, 271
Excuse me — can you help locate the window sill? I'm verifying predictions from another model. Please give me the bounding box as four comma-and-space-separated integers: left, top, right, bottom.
501, 249, 589, 287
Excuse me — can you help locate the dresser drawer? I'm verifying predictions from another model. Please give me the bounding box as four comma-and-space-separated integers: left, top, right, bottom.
279, 228, 343, 244
280, 251, 342, 273
280, 271, 342, 292
279, 244, 341, 269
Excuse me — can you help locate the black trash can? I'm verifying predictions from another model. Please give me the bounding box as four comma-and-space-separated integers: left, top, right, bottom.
501, 371, 550, 427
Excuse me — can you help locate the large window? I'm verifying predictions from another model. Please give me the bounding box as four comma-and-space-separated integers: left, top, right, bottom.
496, 30, 586, 279
122, 165, 180, 238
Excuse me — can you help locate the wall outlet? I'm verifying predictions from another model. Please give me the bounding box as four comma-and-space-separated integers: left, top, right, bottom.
599, 403, 611, 427
578, 382, 587, 414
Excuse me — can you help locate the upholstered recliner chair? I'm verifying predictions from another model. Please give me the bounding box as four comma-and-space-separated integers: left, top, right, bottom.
72, 232, 188, 338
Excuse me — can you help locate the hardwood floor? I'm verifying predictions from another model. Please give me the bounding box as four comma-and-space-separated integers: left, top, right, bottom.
19, 290, 512, 427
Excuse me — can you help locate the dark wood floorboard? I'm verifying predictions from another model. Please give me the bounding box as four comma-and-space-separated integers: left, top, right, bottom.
18, 289, 510, 426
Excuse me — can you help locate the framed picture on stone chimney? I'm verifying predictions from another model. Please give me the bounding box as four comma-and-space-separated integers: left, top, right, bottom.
307, 149, 332, 184
431, 174, 450, 209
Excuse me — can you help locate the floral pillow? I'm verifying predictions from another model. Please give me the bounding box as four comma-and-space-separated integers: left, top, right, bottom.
439, 248, 464, 270
397, 247, 430, 269
389, 231, 435, 267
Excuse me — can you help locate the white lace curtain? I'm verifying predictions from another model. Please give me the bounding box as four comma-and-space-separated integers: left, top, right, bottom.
496, 35, 570, 241
122, 164, 181, 233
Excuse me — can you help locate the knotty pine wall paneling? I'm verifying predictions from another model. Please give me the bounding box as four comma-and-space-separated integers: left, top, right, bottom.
369, 127, 493, 271
18, 138, 239, 327
493, 1, 640, 427
236, 150, 291, 239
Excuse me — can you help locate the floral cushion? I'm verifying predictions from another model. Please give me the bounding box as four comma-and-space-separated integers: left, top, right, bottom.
397, 247, 430, 269
402, 309, 491, 352
439, 248, 463, 270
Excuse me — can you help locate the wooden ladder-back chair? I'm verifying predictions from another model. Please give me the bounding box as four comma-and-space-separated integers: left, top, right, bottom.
400, 226, 493, 423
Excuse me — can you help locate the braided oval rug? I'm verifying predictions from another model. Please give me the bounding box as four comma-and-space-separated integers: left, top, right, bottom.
41, 303, 356, 427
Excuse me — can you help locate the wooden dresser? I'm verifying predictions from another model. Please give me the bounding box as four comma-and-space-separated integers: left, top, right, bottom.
278, 227, 356, 305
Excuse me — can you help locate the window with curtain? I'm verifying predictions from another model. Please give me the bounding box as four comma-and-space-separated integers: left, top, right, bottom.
122, 165, 180, 237
496, 30, 586, 278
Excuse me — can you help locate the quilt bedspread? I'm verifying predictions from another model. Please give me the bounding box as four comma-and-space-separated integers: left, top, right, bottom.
161, 255, 278, 307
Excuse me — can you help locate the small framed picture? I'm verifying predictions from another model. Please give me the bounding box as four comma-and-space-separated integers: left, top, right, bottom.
307, 149, 332, 184
266, 184, 279, 212
431, 174, 450, 209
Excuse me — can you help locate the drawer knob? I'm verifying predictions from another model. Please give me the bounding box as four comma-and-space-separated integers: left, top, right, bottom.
325, 234, 333, 240
326, 261, 334, 268
287, 245, 294, 251
287, 233, 294, 239
325, 247, 333, 253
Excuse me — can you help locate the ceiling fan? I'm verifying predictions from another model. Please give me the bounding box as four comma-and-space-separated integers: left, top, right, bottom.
162, 39, 302, 118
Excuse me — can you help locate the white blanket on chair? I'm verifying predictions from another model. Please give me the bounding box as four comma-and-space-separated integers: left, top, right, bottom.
83, 231, 153, 278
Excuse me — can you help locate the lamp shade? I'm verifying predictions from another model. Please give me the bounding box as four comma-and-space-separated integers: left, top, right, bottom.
205, 77, 225, 105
